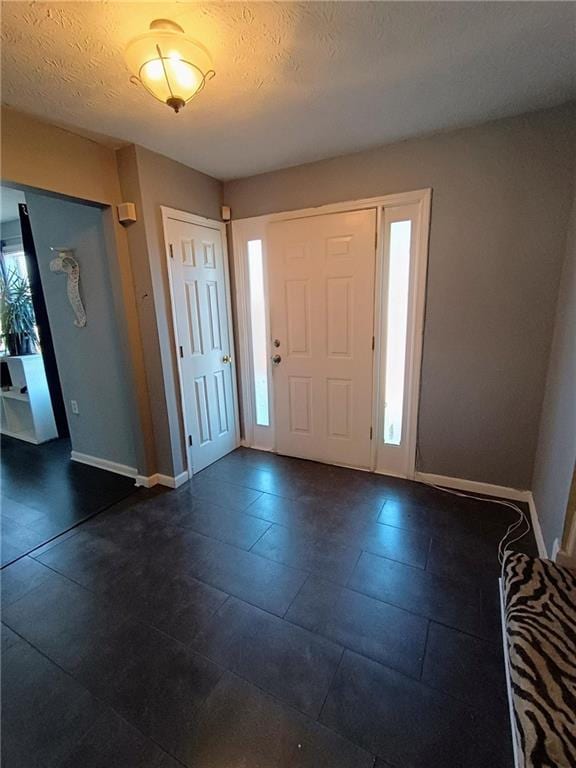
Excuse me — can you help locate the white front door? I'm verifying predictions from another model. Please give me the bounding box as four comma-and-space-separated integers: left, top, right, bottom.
166, 216, 238, 473
268, 209, 377, 469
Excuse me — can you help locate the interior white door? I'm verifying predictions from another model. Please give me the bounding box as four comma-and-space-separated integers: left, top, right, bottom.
268, 209, 377, 468
166, 217, 237, 473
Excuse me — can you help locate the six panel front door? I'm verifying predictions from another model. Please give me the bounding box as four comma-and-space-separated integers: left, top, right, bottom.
268, 209, 377, 469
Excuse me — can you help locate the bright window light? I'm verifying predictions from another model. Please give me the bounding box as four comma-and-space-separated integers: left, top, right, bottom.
383, 220, 411, 446
247, 239, 270, 427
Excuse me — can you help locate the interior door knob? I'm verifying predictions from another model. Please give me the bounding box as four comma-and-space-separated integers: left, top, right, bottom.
272, 354, 281, 365
222, 354, 232, 364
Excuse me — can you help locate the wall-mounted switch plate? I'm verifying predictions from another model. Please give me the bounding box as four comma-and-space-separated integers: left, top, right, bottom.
71, 400, 79, 415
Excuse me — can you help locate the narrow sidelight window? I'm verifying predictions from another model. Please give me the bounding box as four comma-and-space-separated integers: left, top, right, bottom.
383, 220, 411, 445
247, 239, 270, 426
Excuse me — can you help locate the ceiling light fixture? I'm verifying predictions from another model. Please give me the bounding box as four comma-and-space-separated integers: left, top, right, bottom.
125, 19, 215, 113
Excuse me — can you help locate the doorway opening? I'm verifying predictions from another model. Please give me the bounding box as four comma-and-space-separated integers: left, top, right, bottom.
232, 189, 431, 479
0, 184, 139, 566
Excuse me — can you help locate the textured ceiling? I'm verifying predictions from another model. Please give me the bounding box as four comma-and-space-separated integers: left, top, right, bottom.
2, 2, 575, 179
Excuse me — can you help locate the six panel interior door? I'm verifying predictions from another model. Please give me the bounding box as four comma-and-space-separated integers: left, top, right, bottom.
268, 209, 377, 469
167, 217, 237, 473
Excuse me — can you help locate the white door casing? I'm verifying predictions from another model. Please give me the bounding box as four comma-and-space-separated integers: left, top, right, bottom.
268, 209, 377, 469
231, 189, 431, 479
373, 200, 430, 478
164, 212, 238, 474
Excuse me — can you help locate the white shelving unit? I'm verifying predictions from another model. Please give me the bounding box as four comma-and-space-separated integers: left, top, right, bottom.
0, 354, 58, 444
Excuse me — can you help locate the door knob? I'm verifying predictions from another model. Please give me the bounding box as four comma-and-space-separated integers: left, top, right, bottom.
222, 354, 232, 364
272, 354, 282, 365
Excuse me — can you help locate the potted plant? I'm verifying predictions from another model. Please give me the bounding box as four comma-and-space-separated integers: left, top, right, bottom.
0, 268, 38, 356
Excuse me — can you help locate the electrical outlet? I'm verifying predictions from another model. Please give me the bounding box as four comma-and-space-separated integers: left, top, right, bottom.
71, 400, 79, 415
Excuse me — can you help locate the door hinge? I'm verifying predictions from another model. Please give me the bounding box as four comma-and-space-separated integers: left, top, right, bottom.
371, 336, 375, 350
370, 427, 373, 440
179, 345, 184, 358
188, 435, 193, 447
169, 243, 174, 259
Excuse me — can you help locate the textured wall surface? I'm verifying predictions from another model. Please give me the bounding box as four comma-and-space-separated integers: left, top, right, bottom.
532, 188, 576, 554
2, 2, 575, 178
116, 145, 223, 477
225, 105, 576, 489
26, 191, 138, 468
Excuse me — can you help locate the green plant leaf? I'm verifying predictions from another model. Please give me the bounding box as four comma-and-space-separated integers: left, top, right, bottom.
0, 267, 38, 345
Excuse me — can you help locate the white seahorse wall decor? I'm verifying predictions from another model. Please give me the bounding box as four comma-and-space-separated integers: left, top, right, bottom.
49, 248, 87, 328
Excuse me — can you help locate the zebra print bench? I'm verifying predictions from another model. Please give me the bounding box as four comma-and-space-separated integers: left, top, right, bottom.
501, 551, 576, 768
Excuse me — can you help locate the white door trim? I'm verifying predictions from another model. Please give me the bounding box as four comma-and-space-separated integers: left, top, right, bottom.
231, 188, 431, 478
233, 189, 431, 225
230, 218, 275, 451
161, 206, 240, 477
374, 196, 431, 479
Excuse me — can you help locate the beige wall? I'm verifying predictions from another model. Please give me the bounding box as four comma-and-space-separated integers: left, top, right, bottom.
224, 104, 576, 489
1, 107, 155, 476
116, 145, 223, 477
532, 186, 576, 554
1, 107, 121, 205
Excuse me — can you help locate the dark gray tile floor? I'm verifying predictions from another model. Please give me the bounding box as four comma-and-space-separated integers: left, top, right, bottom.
1, 436, 139, 566
1, 447, 537, 767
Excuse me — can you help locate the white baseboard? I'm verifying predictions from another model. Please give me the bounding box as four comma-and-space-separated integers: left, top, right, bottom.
134, 474, 155, 488
415, 471, 549, 560
135, 471, 189, 489
553, 542, 576, 570
160, 470, 189, 489
71, 451, 189, 491
414, 471, 530, 502
526, 492, 548, 559
70, 451, 138, 480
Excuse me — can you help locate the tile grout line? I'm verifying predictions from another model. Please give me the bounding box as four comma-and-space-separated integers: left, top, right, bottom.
316, 645, 347, 724
247, 520, 274, 552
210, 667, 377, 762
423, 535, 433, 571
418, 619, 431, 681
0, 487, 141, 570
22, 508, 501, 648
344, 548, 365, 589
10, 557, 96, 599
192, 584, 431, 689
2, 623, 193, 768
281, 570, 312, 619
6, 584, 504, 754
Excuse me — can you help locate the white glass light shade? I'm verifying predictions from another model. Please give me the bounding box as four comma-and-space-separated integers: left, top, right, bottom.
125, 20, 215, 112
